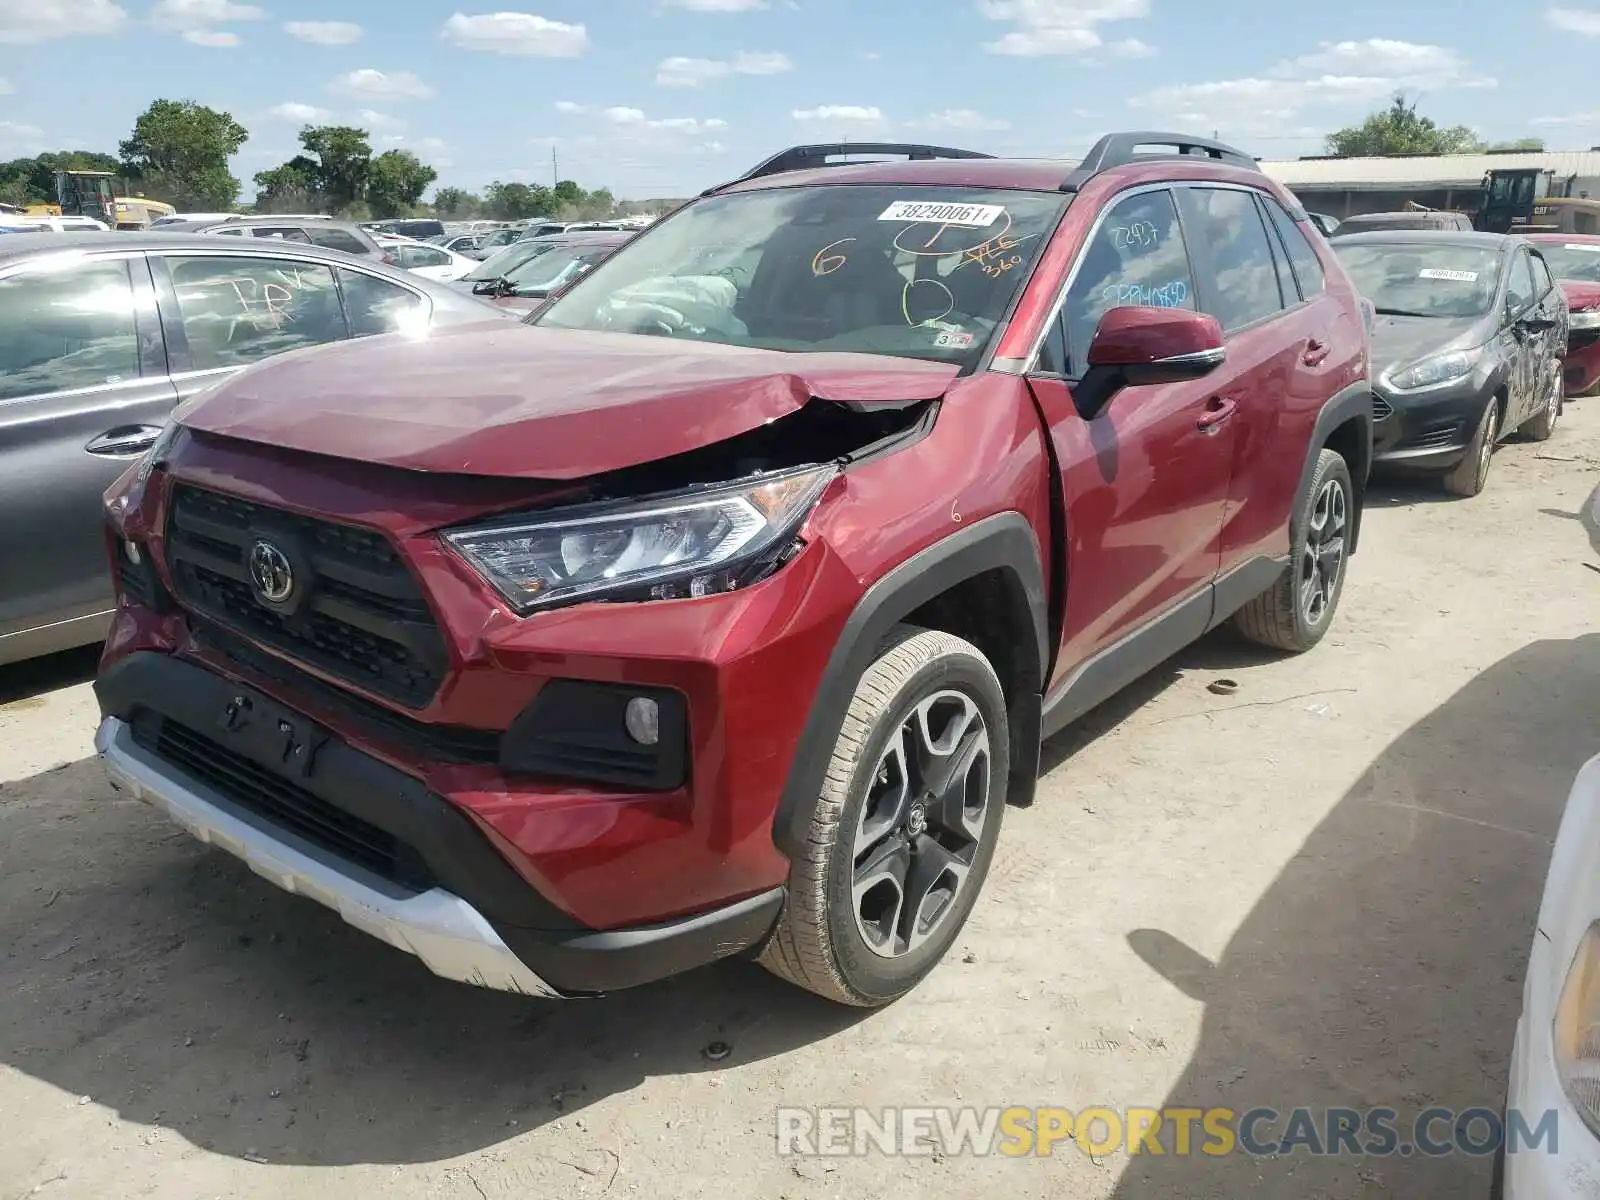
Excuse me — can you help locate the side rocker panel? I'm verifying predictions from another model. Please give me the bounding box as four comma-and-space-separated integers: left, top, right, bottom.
770, 512, 1049, 859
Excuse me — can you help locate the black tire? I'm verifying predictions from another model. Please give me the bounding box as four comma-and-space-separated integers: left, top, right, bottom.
1444, 396, 1500, 498
1232, 448, 1353, 654
759, 626, 1009, 1006
1520, 362, 1561, 442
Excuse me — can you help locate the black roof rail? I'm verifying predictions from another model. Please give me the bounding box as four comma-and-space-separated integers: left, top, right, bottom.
701, 142, 995, 196
1059, 131, 1258, 193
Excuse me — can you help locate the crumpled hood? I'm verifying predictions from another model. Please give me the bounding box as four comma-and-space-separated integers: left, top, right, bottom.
1561, 280, 1600, 313
174, 323, 960, 479
1370, 313, 1491, 376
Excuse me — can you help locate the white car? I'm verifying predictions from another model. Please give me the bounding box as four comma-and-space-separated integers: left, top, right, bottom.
17, 214, 110, 232
376, 235, 477, 282
1503, 480, 1600, 1197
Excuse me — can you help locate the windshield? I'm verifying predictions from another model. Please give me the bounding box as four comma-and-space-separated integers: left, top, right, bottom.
501, 244, 614, 295
465, 240, 559, 282
1333, 243, 1502, 318
1537, 242, 1600, 283
536, 184, 1066, 363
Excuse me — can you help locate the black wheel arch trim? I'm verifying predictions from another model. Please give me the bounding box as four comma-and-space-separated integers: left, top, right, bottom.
771, 511, 1049, 859
1300, 380, 1373, 555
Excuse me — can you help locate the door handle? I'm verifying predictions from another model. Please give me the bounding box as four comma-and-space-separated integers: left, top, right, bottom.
1303, 337, 1330, 366
85, 424, 164, 457
1196, 397, 1237, 433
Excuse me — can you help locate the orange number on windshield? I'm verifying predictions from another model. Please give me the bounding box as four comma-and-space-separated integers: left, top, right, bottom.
812, 237, 855, 276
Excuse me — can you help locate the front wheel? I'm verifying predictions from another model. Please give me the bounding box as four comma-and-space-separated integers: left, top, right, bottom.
760, 626, 1009, 1006
1233, 448, 1353, 653
1444, 396, 1500, 498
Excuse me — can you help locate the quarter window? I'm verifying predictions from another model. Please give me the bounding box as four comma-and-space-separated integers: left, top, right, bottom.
0, 260, 140, 401
1178, 187, 1286, 331
337, 268, 427, 336
1060, 189, 1196, 377
1261, 195, 1326, 298
1530, 251, 1555, 297
165, 256, 347, 370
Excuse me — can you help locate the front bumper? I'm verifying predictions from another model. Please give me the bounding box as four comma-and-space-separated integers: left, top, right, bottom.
1563, 330, 1600, 396
1370, 376, 1494, 471
94, 653, 785, 997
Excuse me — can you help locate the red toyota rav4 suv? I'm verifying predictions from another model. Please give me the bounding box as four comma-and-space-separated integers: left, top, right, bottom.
96, 133, 1371, 1006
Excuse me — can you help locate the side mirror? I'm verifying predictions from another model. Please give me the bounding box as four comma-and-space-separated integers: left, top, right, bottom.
1519, 314, 1558, 333
1075, 306, 1225, 419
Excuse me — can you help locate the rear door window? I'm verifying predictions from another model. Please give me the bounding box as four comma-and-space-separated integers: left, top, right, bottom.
1261, 196, 1326, 298
251, 226, 313, 243
1177, 187, 1286, 331
309, 228, 372, 256
0, 259, 141, 400
163, 255, 348, 370
1059, 188, 1197, 377
337, 268, 428, 336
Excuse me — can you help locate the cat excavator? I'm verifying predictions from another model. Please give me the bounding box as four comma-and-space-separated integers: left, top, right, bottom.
23, 169, 176, 229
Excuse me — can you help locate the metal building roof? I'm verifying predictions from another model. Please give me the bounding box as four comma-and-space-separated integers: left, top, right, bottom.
1258, 151, 1600, 191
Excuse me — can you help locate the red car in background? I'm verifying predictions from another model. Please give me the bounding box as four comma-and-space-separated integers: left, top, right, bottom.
1528, 234, 1600, 395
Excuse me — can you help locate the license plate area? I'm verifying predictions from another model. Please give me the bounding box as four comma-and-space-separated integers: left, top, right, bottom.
211, 685, 331, 780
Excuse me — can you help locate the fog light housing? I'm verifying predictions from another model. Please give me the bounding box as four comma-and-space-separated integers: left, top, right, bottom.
624, 696, 660, 746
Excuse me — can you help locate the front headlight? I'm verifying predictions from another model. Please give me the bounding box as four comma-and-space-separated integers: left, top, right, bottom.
444, 464, 838, 614
1386, 347, 1481, 391
1571, 309, 1600, 331
1555, 921, 1600, 1136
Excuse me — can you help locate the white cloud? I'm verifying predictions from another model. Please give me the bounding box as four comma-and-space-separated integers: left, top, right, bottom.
0, 118, 45, 140
655, 49, 792, 86
979, 0, 1150, 57
266, 101, 331, 122
662, 0, 768, 9
1548, 6, 1600, 34
183, 28, 238, 45
906, 109, 1011, 132
554, 100, 586, 113
357, 108, 406, 132
0, 78, 12, 94
793, 105, 884, 122
1108, 37, 1154, 57
329, 68, 435, 100
440, 11, 588, 56
602, 106, 727, 133
0, 0, 126, 42
1533, 110, 1600, 126
284, 19, 362, 45
1130, 38, 1491, 141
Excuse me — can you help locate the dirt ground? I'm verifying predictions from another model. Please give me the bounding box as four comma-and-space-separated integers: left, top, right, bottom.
3, 405, 1599, 1200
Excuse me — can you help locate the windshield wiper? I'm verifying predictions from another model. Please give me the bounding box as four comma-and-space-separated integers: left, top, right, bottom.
1373, 306, 1433, 318
472, 277, 515, 296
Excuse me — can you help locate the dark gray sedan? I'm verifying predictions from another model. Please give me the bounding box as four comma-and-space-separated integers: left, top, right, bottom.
0, 232, 510, 667
1332, 231, 1569, 497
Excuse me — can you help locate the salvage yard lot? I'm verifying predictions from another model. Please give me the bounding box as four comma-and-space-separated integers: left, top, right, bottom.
3, 406, 1598, 1199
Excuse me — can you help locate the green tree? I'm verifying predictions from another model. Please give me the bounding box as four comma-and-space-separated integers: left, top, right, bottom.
118, 99, 247, 208
298, 125, 372, 213
433, 186, 479, 219
1325, 94, 1482, 157
1484, 137, 1546, 152
551, 178, 583, 208
366, 149, 437, 218
484, 180, 555, 220
252, 155, 319, 213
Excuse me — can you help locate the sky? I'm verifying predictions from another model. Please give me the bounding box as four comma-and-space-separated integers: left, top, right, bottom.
3, 0, 1600, 201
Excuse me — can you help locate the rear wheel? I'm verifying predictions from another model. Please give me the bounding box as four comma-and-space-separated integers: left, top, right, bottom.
1520, 362, 1562, 442
1444, 396, 1500, 498
760, 627, 1008, 1006
1233, 448, 1352, 653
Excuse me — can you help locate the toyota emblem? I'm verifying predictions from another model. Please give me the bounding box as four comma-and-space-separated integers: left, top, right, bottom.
248, 540, 295, 605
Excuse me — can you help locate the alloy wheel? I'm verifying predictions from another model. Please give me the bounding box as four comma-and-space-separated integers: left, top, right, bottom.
852, 691, 992, 958
1298, 477, 1347, 627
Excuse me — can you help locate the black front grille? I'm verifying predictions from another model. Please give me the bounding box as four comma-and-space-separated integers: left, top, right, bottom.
164, 485, 448, 708
131, 713, 435, 891
1371, 394, 1394, 420
1408, 421, 1464, 451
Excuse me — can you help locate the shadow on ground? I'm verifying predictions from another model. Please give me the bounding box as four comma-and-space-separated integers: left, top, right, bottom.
0, 754, 864, 1168
1109, 634, 1600, 1199
0, 644, 100, 706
